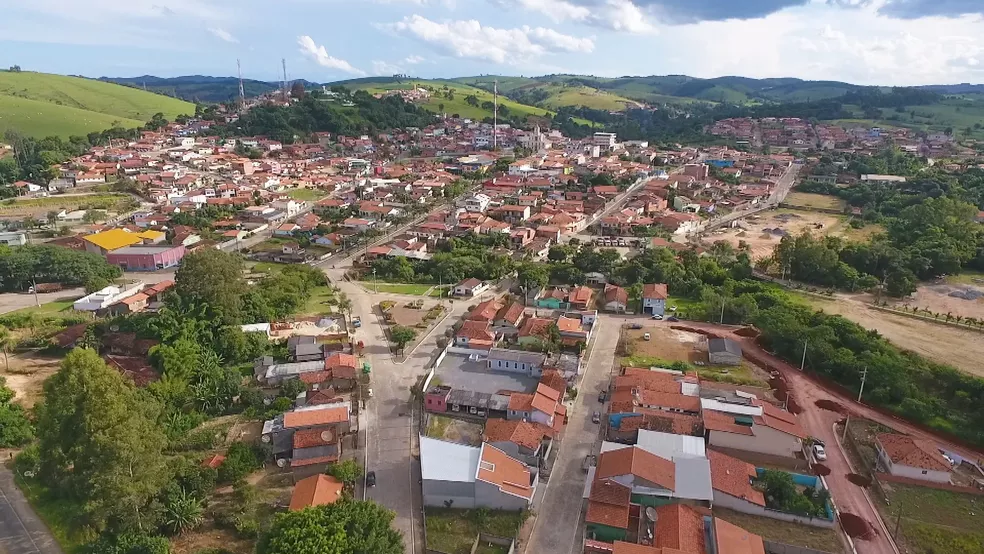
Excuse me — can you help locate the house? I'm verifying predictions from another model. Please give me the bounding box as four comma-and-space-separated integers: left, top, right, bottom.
569, 285, 594, 310
453, 278, 491, 297
0, 231, 27, 246
603, 284, 629, 313
289, 474, 344, 510
506, 383, 567, 433
493, 302, 526, 336
516, 317, 554, 347
262, 402, 351, 477
708, 338, 742, 366
455, 320, 496, 350
106, 245, 186, 271
468, 299, 504, 323
702, 399, 805, 458
325, 353, 359, 390
420, 437, 536, 510
483, 418, 553, 467
707, 449, 766, 513
487, 348, 546, 377
536, 287, 569, 310
593, 443, 713, 507
641, 283, 668, 316
875, 433, 952, 484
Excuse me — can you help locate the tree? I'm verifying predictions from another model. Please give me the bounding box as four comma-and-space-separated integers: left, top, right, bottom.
162, 487, 204, 535
465, 95, 479, 107
84, 276, 111, 294
218, 442, 263, 484
327, 459, 363, 486
174, 250, 247, 325
390, 326, 416, 353
258, 500, 403, 554
82, 533, 171, 554
0, 325, 12, 371
290, 82, 307, 99
0, 376, 33, 447
517, 263, 548, 291
34, 349, 167, 532
336, 292, 353, 321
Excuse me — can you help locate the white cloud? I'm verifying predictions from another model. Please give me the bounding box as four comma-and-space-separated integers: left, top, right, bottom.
388, 15, 594, 64
208, 27, 238, 43
372, 60, 405, 75
497, 0, 655, 33
297, 35, 366, 75
404, 54, 427, 64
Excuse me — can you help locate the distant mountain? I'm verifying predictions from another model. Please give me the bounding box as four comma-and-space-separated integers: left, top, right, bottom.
98, 75, 321, 103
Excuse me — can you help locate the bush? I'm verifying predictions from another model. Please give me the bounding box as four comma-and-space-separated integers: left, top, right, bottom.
217, 442, 263, 484
171, 426, 223, 452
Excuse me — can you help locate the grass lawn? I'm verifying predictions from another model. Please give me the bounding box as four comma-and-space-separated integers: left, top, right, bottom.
248, 261, 289, 275
0, 193, 135, 215
4, 299, 76, 317
883, 484, 984, 554
13, 474, 85, 553
0, 95, 144, 139
358, 282, 432, 295
299, 286, 337, 315
428, 286, 450, 298
425, 509, 523, 554
474, 544, 510, 554
713, 508, 842, 553
666, 295, 702, 315
286, 188, 326, 202
947, 270, 984, 286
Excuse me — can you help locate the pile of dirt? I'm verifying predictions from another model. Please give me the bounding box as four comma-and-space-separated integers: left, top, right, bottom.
734, 326, 760, 338
949, 288, 984, 301
813, 463, 831, 476
786, 398, 802, 414
847, 473, 872, 487
840, 513, 875, 540
815, 399, 845, 413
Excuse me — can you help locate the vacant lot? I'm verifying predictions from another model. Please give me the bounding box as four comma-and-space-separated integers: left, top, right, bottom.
708, 208, 883, 260
286, 187, 326, 201
1, 354, 60, 408
897, 280, 984, 322
802, 293, 984, 377
425, 509, 523, 554
784, 192, 847, 211
0, 193, 136, 219
425, 414, 484, 446
360, 282, 433, 295
713, 508, 844, 553
881, 483, 984, 554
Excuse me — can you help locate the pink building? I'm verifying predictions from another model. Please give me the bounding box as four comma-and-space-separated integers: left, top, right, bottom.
424, 386, 451, 413
105, 245, 186, 271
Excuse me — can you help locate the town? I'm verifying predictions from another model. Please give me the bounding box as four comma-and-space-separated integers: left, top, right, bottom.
2, 75, 984, 554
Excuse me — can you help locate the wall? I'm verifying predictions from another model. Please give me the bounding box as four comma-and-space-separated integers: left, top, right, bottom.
714, 490, 836, 528
474, 480, 530, 511
422, 479, 476, 509
764, 541, 837, 554
708, 426, 802, 458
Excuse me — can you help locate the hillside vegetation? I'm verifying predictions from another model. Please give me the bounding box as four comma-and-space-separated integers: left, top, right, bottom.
0, 71, 194, 138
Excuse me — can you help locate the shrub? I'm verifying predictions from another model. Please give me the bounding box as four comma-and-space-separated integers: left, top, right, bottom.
217, 442, 263, 484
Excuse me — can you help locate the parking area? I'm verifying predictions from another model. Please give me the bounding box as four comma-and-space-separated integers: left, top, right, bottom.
436, 354, 539, 395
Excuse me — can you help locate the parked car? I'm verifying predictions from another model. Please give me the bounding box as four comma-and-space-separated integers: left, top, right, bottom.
352, 316, 362, 328
813, 444, 827, 462
643, 333, 651, 341
592, 411, 601, 424
366, 471, 376, 487
629, 323, 643, 329
669, 305, 677, 312
582, 454, 597, 472
367, 388, 373, 398
598, 390, 607, 402
666, 316, 679, 322
651, 314, 663, 320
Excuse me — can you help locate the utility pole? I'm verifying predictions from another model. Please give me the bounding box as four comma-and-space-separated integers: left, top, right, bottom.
373, 268, 378, 294
281, 58, 288, 103
492, 79, 498, 151
31, 277, 40, 307
800, 340, 808, 371
719, 298, 725, 325
857, 366, 868, 403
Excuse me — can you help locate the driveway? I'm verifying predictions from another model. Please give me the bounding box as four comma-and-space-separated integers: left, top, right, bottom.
0, 466, 62, 554
521, 314, 621, 554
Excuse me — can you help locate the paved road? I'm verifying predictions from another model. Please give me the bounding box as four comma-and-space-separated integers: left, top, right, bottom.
0, 466, 62, 554
702, 163, 802, 233
522, 314, 622, 554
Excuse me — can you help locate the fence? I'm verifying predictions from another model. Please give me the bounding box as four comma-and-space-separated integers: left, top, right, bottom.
867, 304, 984, 334
764, 541, 837, 554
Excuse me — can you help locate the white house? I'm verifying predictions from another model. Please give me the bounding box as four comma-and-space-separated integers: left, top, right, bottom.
488, 348, 546, 378
702, 398, 805, 459
452, 278, 490, 297
463, 194, 492, 213
875, 433, 952, 484
420, 438, 536, 510
0, 231, 27, 246
73, 283, 145, 312
642, 283, 668, 316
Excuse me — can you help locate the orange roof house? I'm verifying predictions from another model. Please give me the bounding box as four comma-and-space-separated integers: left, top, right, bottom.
289, 474, 344, 510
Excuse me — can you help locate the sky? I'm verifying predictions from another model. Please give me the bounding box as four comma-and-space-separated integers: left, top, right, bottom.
2, 0, 984, 85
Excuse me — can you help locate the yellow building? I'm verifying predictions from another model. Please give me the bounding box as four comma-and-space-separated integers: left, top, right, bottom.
83, 229, 164, 255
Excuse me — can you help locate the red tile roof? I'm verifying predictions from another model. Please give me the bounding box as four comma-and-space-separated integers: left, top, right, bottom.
283, 406, 349, 428
637, 390, 701, 412
483, 419, 547, 450
643, 283, 669, 299
604, 284, 628, 305
496, 302, 525, 326
292, 427, 339, 449
290, 454, 339, 467
707, 450, 765, 506
477, 443, 533, 500
655, 504, 705, 553
702, 410, 754, 436
325, 353, 358, 370
586, 479, 631, 529
713, 517, 765, 554
468, 300, 503, 322
458, 319, 495, 341
508, 393, 534, 411
518, 317, 554, 339
539, 370, 567, 396
596, 446, 675, 491
755, 401, 806, 439
876, 433, 952, 472
569, 285, 594, 305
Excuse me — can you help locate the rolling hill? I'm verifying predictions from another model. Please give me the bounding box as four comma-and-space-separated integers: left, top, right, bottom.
0, 71, 195, 138
98, 75, 322, 103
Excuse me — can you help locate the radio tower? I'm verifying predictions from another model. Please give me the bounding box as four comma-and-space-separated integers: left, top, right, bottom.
281, 58, 288, 102
237, 59, 246, 112
493, 79, 498, 150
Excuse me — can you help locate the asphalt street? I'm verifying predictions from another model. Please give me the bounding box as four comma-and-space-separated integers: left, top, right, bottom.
0, 466, 62, 554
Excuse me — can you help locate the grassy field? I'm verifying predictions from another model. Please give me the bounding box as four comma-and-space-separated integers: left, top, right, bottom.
0, 71, 194, 138
783, 192, 847, 211
0, 193, 136, 218
424, 509, 523, 554
884, 484, 984, 554
4, 299, 76, 318
286, 188, 326, 202
537, 85, 637, 111
358, 282, 433, 295
300, 286, 337, 315
359, 80, 549, 121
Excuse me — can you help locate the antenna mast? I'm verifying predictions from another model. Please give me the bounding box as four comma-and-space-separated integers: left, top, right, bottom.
281, 58, 288, 102
237, 59, 246, 112
493, 79, 498, 150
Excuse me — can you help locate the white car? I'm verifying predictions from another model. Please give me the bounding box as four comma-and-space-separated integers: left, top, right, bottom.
813, 444, 827, 462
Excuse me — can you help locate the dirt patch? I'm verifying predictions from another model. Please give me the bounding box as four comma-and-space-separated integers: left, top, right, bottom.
815, 399, 845, 413
786, 398, 802, 414
804, 293, 984, 378
226, 419, 263, 445
899, 282, 984, 322
812, 463, 831, 476
847, 473, 872, 487
707, 209, 844, 260
623, 326, 705, 364
170, 524, 255, 554
734, 326, 761, 338
1, 354, 60, 408
840, 513, 875, 540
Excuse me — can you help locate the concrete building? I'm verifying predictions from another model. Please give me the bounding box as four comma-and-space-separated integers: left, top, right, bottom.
593, 132, 617, 150
487, 348, 546, 377
105, 245, 186, 271
876, 433, 952, 484
708, 338, 742, 366
420, 437, 536, 510
702, 398, 805, 459
0, 231, 27, 246
73, 283, 145, 312
641, 283, 668, 316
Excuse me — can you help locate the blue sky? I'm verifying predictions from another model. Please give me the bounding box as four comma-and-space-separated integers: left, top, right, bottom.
2, 0, 984, 85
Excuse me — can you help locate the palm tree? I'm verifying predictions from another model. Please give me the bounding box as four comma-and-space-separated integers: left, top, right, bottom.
336, 292, 353, 321
0, 326, 12, 371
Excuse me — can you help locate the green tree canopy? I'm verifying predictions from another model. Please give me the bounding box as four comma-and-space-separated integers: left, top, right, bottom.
174, 250, 247, 325
258, 500, 403, 554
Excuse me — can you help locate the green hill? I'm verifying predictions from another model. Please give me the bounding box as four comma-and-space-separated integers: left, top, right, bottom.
0, 71, 195, 138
